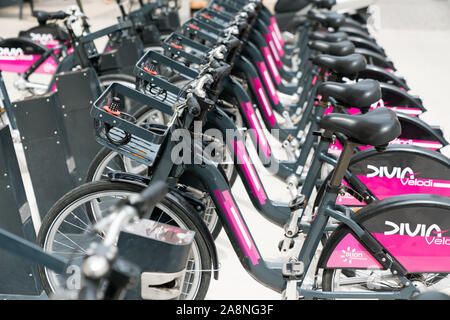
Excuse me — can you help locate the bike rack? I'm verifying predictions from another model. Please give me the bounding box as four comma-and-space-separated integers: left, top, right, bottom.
0, 71, 17, 130
0, 124, 45, 299
12, 91, 78, 218
2, 65, 120, 218
54, 68, 104, 183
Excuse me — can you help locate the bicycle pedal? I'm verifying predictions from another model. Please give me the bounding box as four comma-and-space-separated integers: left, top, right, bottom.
289, 194, 306, 212
282, 259, 304, 279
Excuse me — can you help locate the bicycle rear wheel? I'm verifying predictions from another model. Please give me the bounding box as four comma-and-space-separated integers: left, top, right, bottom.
319, 194, 450, 298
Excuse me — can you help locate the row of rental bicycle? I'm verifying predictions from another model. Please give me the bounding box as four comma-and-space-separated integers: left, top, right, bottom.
0, 0, 449, 300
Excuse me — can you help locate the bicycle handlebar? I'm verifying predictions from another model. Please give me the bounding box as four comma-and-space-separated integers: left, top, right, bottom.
193, 74, 214, 98
79, 181, 168, 299
212, 64, 232, 83
224, 35, 242, 51
129, 181, 169, 218
101, 181, 169, 245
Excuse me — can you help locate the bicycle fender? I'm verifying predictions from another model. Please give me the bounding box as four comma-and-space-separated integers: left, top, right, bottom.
166, 191, 220, 280
107, 171, 220, 280
379, 82, 425, 111
358, 65, 409, 90
318, 194, 450, 273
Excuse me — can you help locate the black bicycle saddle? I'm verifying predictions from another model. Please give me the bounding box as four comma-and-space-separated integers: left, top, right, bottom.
313, 53, 367, 77
308, 40, 355, 56
309, 0, 336, 10
308, 9, 345, 29
309, 31, 348, 42
317, 79, 381, 109
319, 107, 401, 147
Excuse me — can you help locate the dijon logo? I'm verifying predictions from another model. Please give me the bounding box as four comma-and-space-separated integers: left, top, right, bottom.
366, 165, 414, 179
340, 246, 367, 264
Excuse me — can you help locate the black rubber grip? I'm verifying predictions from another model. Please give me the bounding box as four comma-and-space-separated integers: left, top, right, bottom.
225, 36, 241, 50
136, 181, 169, 216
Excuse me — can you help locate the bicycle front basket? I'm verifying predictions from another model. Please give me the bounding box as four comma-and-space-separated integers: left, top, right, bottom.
91, 82, 174, 167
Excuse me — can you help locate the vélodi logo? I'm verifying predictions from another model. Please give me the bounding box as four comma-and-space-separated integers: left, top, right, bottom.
366, 165, 435, 187
384, 221, 450, 246
0, 47, 24, 57
30, 32, 55, 43
366, 165, 414, 179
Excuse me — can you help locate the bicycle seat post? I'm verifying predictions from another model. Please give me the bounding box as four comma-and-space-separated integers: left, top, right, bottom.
329, 137, 358, 189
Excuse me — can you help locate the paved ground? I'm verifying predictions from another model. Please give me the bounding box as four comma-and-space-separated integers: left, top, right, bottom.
0, 0, 449, 300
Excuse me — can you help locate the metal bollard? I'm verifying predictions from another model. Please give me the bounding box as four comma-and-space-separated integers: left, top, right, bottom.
54, 68, 103, 184
13, 91, 77, 217
0, 124, 43, 298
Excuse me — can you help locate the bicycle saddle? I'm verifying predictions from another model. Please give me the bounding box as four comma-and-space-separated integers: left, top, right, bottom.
348, 36, 386, 56
319, 107, 401, 147
307, 9, 345, 29
339, 26, 376, 43
354, 48, 395, 70
313, 53, 367, 77
308, 40, 355, 56
317, 79, 381, 109
310, 0, 336, 10
309, 31, 348, 42
341, 17, 369, 33
32, 10, 69, 25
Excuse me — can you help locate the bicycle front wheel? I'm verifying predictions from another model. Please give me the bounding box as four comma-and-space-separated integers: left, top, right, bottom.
36, 181, 212, 300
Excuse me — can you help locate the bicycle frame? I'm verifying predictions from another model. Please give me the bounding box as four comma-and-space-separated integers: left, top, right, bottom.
86, 0, 450, 299
194, 0, 429, 119
0, 228, 67, 274
1, 17, 145, 97
141, 110, 420, 299
182, 11, 443, 157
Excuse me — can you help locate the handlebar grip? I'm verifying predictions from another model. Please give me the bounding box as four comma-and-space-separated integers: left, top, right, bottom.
224, 36, 241, 51
135, 181, 168, 217
187, 94, 202, 115
213, 65, 232, 82
33, 10, 70, 26
237, 20, 249, 33
55, 11, 70, 19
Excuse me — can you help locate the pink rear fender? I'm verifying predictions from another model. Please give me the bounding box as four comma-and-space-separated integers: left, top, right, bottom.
335, 146, 450, 206
319, 194, 450, 272
0, 37, 58, 74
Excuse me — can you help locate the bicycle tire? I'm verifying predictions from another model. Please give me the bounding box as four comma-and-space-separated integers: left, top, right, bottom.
85, 147, 224, 240
36, 181, 212, 300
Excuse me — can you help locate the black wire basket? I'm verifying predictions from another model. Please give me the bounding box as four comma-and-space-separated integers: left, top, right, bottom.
196, 7, 233, 27
182, 18, 223, 45
91, 82, 175, 167
162, 33, 211, 66
134, 48, 204, 106
135, 48, 201, 84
